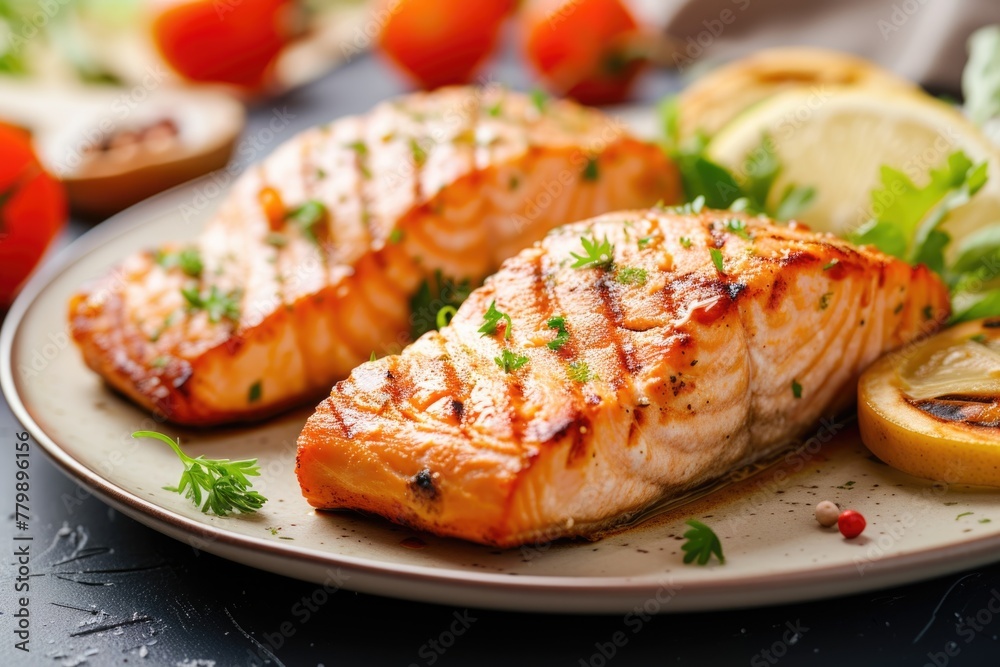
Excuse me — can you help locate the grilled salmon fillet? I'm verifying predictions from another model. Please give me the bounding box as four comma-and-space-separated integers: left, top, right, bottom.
68, 87, 679, 425
297, 208, 951, 547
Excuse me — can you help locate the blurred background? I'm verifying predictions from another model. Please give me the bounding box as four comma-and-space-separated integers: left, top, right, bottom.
1, 0, 999, 307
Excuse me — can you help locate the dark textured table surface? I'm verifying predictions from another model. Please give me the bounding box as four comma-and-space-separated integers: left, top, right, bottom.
3, 52, 1000, 667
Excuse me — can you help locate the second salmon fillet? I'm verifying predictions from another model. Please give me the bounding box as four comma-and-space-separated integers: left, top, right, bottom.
68, 87, 679, 425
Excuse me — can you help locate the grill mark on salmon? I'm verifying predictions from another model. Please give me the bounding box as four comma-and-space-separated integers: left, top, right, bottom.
297, 208, 952, 547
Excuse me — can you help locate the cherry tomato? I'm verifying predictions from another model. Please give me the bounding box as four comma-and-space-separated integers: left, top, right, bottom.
378, 0, 514, 90
0, 124, 67, 307
151, 0, 294, 90
837, 509, 866, 539
522, 0, 647, 105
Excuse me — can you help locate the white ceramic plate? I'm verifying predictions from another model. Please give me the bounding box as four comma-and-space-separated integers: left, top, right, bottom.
4, 177, 1000, 614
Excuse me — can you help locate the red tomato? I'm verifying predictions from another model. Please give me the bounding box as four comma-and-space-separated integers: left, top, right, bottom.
378, 0, 514, 90
151, 0, 294, 90
0, 125, 67, 307
837, 510, 867, 539
522, 0, 647, 105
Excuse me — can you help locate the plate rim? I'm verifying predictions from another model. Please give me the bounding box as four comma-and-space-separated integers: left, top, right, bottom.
4, 179, 1000, 613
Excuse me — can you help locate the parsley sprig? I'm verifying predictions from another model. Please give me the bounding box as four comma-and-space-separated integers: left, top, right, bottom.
132, 431, 267, 516
571, 235, 615, 269
479, 300, 513, 339
547, 316, 570, 350
681, 519, 725, 565
156, 247, 203, 277
409, 271, 474, 340
495, 349, 529, 373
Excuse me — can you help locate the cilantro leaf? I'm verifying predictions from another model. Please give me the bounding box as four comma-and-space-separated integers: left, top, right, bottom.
495, 349, 529, 373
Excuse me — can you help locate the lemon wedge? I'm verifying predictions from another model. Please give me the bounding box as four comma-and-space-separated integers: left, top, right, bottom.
706, 88, 1000, 251
677, 47, 915, 141
858, 318, 1000, 486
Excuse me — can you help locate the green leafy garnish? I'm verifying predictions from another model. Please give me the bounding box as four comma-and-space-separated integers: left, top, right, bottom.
547, 316, 570, 350
285, 200, 327, 247
614, 266, 648, 285
659, 99, 814, 218
181, 285, 241, 324
156, 247, 203, 277
437, 305, 457, 330
132, 431, 267, 516
819, 292, 833, 310
409, 271, 474, 340
264, 232, 288, 247
681, 520, 725, 565
570, 235, 615, 269
723, 218, 751, 240
679, 237, 693, 249
709, 248, 725, 273
956, 511, 974, 521
248, 381, 262, 403
567, 361, 594, 383
410, 138, 428, 167
582, 157, 599, 181
637, 236, 653, 248
370, 350, 377, 362
792, 379, 802, 399
388, 228, 405, 244
479, 300, 513, 339
495, 349, 529, 373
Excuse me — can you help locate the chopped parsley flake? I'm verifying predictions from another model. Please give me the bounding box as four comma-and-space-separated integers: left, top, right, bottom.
638, 236, 653, 248
156, 247, 203, 278
679, 237, 692, 249
971, 333, 987, 343
181, 285, 242, 324
570, 235, 614, 270
567, 361, 594, 383
388, 228, 404, 244
547, 316, 570, 350
479, 300, 513, 339
820, 292, 833, 310
923, 305, 934, 321
285, 200, 327, 247
710, 248, 725, 273
410, 138, 428, 167
724, 218, 752, 240
151, 356, 169, 369
248, 381, 262, 403
822, 260, 839, 271
495, 349, 529, 373
582, 157, 599, 181
956, 512, 973, 521
615, 266, 648, 286
791, 379, 802, 399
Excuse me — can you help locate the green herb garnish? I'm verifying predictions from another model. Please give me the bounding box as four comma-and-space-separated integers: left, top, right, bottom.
285, 200, 327, 247
437, 305, 457, 330
681, 519, 725, 565
679, 237, 692, 249
181, 285, 241, 324
132, 431, 267, 516
156, 247, 203, 278
495, 349, 529, 373
571, 235, 614, 270
582, 157, 599, 181
792, 379, 802, 399
819, 292, 833, 310
409, 271, 474, 340
248, 381, 262, 403
479, 300, 513, 339
615, 266, 648, 286
567, 361, 594, 383
547, 316, 570, 350
709, 248, 725, 273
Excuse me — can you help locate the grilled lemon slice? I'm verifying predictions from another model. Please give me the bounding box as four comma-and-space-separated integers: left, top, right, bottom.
858, 318, 1000, 486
